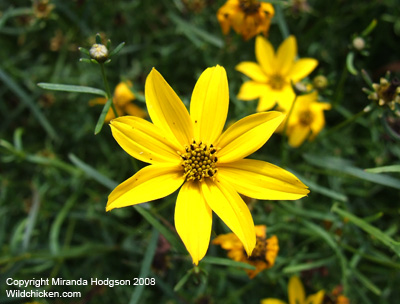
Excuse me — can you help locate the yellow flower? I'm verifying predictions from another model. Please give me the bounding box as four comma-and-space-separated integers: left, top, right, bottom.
33, 0, 54, 19
106, 65, 309, 265
261, 276, 325, 304
281, 91, 331, 147
213, 225, 279, 278
217, 0, 274, 41
90, 81, 147, 122
236, 35, 318, 111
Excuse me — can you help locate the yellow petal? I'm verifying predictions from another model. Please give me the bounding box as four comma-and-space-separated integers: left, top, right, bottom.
272, 84, 296, 112
256, 96, 278, 112
289, 276, 305, 304
237, 81, 268, 101
175, 181, 212, 265
89, 97, 107, 106
110, 116, 181, 164
305, 290, 325, 304
288, 125, 310, 147
218, 159, 309, 200
276, 36, 297, 76
256, 35, 276, 75
202, 178, 255, 256
287, 59, 318, 82
236, 62, 268, 82
106, 164, 184, 211
114, 81, 135, 106
217, 112, 285, 163
145, 68, 193, 148
190, 65, 229, 144
261, 299, 287, 304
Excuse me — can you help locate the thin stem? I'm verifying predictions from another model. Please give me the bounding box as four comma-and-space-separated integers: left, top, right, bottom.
281, 94, 298, 166
275, 3, 290, 39
100, 63, 118, 118
324, 106, 371, 137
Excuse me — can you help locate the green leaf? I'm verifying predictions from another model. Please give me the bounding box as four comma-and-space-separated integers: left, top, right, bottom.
68, 154, 117, 189
168, 13, 224, 48
173, 269, 193, 292
37, 83, 106, 96
129, 229, 159, 304
361, 19, 378, 37
95, 33, 102, 44
109, 42, 126, 57
365, 165, 400, 174
282, 257, 335, 273
50, 195, 77, 255
301, 219, 349, 291
94, 98, 113, 134
291, 171, 348, 202
353, 269, 381, 295
134, 206, 186, 253
0, 68, 57, 140
201, 256, 256, 270
346, 51, 358, 75
78, 47, 90, 56
303, 154, 400, 190
331, 204, 400, 258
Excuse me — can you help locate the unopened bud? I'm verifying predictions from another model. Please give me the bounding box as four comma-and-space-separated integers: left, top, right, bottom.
89, 44, 108, 63
352, 37, 365, 51
313, 75, 328, 90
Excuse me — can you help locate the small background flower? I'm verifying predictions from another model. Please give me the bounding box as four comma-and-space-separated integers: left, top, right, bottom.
261, 276, 325, 304
89, 81, 147, 122
213, 225, 279, 278
217, 0, 274, 40
236, 35, 318, 111
277, 91, 331, 147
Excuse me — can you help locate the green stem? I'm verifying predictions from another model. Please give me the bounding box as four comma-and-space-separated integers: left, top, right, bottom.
324, 106, 371, 137
275, 3, 290, 39
281, 94, 298, 166
100, 63, 118, 118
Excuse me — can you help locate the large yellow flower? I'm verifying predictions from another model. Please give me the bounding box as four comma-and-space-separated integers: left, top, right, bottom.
213, 225, 279, 278
106, 66, 309, 265
217, 0, 274, 41
236, 35, 318, 111
90, 81, 147, 122
281, 91, 331, 147
261, 276, 325, 304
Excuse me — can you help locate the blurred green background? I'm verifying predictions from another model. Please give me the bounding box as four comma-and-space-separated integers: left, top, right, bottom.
1, 0, 400, 303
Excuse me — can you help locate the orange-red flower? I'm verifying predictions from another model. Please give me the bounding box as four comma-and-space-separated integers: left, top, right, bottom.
217, 0, 274, 40
213, 225, 279, 278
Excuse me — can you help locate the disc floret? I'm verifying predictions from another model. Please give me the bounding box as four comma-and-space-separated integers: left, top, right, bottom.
179, 140, 218, 181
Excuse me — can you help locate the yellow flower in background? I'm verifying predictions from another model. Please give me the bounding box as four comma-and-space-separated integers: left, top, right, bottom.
261, 276, 325, 304
236, 35, 318, 111
33, 0, 55, 19
280, 91, 331, 147
90, 81, 147, 122
213, 225, 279, 278
106, 65, 309, 265
217, 0, 274, 41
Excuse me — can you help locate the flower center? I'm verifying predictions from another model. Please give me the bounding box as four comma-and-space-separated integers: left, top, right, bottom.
268, 74, 285, 90
247, 237, 267, 261
239, 0, 261, 15
179, 140, 218, 181
299, 110, 313, 126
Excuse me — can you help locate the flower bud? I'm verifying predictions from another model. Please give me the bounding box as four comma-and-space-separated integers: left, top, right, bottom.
89, 44, 109, 63
352, 37, 365, 51
313, 75, 328, 90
